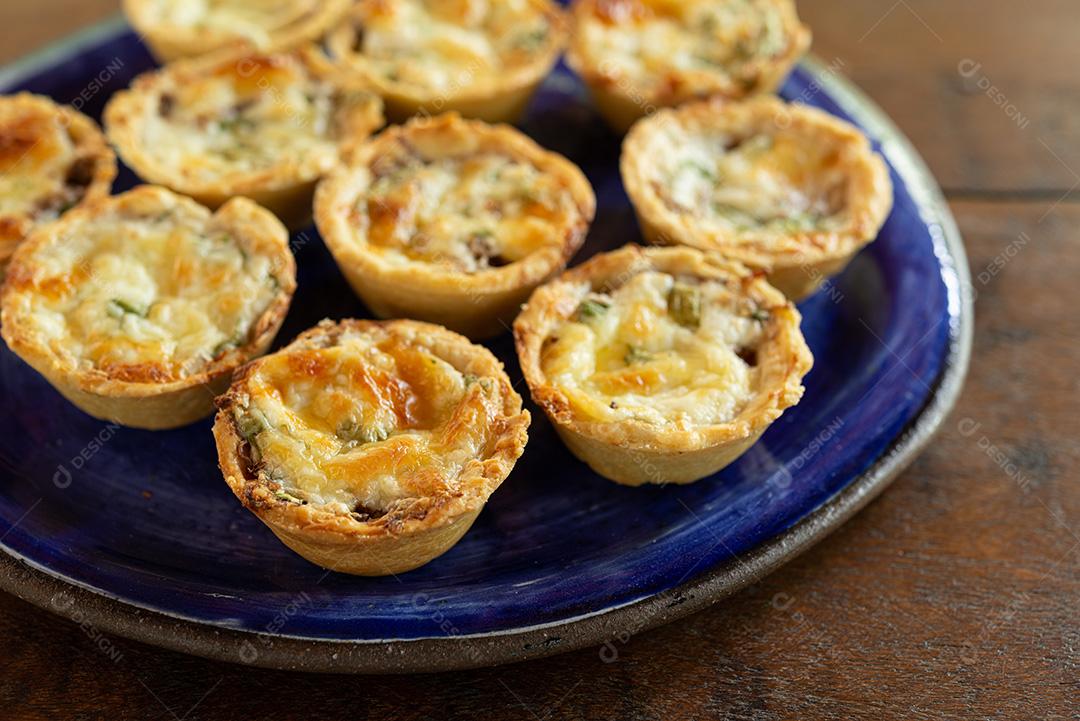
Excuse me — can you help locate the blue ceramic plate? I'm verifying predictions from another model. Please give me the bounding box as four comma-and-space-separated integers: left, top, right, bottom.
0, 19, 971, 673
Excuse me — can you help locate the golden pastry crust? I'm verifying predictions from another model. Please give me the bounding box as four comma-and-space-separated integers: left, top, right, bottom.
122, 0, 354, 62
514, 245, 812, 486
104, 45, 385, 230
0, 93, 116, 278
567, 0, 811, 132
315, 112, 596, 339
325, 0, 567, 123
621, 96, 894, 300
0, 185, 296, 430
212, 318, 530, 576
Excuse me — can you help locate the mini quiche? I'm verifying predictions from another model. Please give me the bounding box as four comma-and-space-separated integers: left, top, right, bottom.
567, 0, 811, 132
0, 94, 116, 279
0, 185, 296, 430
325, 0, 566, 123
315, 112, 596, 339
514, 245, 812, 486
104, 45, 385, 230
621, 97, 894, 300
122, 0, 353, 62
213, 319, 530, 576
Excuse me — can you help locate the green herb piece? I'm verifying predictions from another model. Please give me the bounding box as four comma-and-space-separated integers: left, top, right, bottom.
337, 419, 390, 445
624, 346, 653, 365
216, 116, 256, 133
107, 298, 148, 319
514, 28, 549, 50
677, 159, 718, 183
576, 298, 611, 322
274, 489, 305, 505
212, 332, 246, 358
668, 283, 702, 328
750, 308, 771, 323
236, 409, 270, 445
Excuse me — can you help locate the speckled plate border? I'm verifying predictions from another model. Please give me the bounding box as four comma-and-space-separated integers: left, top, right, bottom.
0, 19, 972, 674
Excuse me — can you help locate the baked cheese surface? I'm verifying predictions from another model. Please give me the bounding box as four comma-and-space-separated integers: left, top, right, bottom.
651, 123, 849, 241
0, 103, 80, 221
232, 329, 504, 516
137, 54, 339, 182
575, 0, 801, 98
138, 0, 323, 46
5, 201, 282, 383
355, 148, 580, 273
355, 0, 555, 92
541, 270, 765, 427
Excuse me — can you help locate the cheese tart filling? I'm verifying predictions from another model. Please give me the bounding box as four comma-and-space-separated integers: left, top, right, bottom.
621, 97, 893, 269
0, 94, 116, 269
515, 245, 811, 485
1, 186, 295, 386
224, 320, 527, 522
328, 0, 564, 99
541, 269, 767, 429
123, 0, 353, 60
568, 0, 809, 104
356, 130, 589, 275
104, 46, 384, 196
316, 115, 594, 339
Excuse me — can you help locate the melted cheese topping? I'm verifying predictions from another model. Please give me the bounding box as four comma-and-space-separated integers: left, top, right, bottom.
0, 101, 97, 248
353, 0, 555, 92
139, 0, 322, 47
135, 54, 339, 182
649, 123, 849, 240
541, 271, 765, 427
7, 202, 282, 383
233, 330, 503, 516
354, 148, 579, 273
575, 0, 801, 99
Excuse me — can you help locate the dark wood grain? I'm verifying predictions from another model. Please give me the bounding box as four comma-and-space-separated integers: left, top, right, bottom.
1, 2, 1078, 720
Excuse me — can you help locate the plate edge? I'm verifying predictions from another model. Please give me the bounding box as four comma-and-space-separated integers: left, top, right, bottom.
0, 27, 974, 674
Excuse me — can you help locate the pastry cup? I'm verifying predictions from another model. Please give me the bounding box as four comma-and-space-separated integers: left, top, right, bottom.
122, 0, 354, 62
514, 245, 812, 486
212, 318, 530, 576
0, 93, 116, 279
621, 96, 894, 300
0, 185, 296, 430
315, 112, 595, 339
325, 0, 567, 124
104, 45, 384, 230
566, 0, 811, 133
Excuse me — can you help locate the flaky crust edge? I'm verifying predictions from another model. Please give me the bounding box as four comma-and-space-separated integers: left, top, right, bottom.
0, 93, 117, 273
122, 0, 355, 62
325, 0, 568, 124
513, 244, 813, 486
212, 318, 531, 576
621, 96, 894, 300
566, 0, 811, 133
315, 112, 596, 339
0, 185, 297, 430
103, 44, 385, 230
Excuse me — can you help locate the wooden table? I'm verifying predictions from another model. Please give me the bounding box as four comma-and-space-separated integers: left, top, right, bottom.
2, 2, 1077, 718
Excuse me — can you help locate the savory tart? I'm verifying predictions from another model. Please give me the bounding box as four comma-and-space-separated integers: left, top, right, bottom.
325, 0, 567, 123
567, 0, 811, 132
315, 112, 596, 339
122, 0, 354, 62
621, 97, 894, 300
0, 93, 116, 279
514, 245, 812, 486
213, 319, 530, 576
104, 45, 385, 230
0, 185, 296, 430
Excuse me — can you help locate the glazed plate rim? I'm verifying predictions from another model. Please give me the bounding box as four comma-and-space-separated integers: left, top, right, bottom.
0, 18, 973, 674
